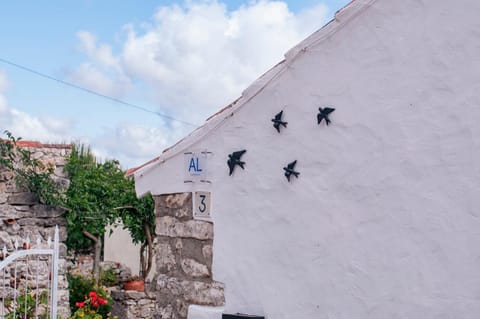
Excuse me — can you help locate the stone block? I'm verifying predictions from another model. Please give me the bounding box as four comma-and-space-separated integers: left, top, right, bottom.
164, 193, 191, 209
157, 242, 176, 273
176, 299, 189, 318
14, 205, 33, 212
17, 217, 67, 227
156, 275, 225, 306
174, 207, 191, 220
0, 207, 32, 219
156, 216, 213, 240
32, 151, 44, 160
0, 171, 14, 182
180, 258, 209, 278
7, 192, 38, 205
156, 304, 176, 319
155, 193, 193, 220
0, 193, 7, 204
33, 205, 65, 218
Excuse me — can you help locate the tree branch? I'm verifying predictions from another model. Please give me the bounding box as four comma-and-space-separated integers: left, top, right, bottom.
82, 230, 98, 242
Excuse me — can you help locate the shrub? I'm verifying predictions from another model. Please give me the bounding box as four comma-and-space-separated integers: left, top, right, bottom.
67, 274, 112, 318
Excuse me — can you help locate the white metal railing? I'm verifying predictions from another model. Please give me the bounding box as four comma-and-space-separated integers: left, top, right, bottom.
0, 226, 59, 319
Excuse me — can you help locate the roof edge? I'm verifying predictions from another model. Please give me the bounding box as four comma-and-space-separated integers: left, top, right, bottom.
285, 0, 377, 61
2, 140, 72, 149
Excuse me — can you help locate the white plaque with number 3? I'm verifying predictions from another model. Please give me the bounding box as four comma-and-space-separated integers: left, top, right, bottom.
194, 191, 211, 219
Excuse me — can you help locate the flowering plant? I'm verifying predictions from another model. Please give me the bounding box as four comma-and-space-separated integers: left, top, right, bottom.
70, 291, 115, 319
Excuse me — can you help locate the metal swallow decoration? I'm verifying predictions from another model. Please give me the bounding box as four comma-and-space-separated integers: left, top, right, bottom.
227, 150, 247, 176
283, 160, 299, 182
317, 107, 335, 125
271, 110, 288, 133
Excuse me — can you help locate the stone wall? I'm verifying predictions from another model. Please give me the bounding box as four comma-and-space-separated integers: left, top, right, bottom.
154, 193, 224, 319
111, 289, 156, 319
0, 143, 71, 318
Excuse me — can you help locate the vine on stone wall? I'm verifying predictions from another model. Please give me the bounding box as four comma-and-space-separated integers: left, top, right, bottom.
1, 131, 155, 283
0, 130, 63, 206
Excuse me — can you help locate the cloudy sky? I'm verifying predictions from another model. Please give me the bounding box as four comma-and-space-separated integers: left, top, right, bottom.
0, 0, 349, 168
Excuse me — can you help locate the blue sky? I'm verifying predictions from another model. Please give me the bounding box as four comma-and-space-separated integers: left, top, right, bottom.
0, 0, 350, 168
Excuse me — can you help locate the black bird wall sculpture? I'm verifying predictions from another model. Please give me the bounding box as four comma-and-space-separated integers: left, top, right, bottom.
317, 107, 335, 125
283, 160, 299, 182
271, 110, 288, 133
227, 150, 247, 176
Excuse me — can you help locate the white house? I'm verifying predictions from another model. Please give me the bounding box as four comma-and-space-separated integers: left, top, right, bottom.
133, 0, 480, 318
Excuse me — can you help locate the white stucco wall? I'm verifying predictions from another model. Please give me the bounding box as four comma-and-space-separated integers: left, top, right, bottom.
104, 222, 156, 281
104, 222, 142, 276
135, 0, 480, 318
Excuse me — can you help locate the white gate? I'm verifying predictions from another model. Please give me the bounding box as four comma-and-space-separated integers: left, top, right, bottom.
0, 226, 59, 319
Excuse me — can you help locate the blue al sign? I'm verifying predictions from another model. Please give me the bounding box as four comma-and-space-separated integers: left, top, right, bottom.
184, 151, 208, 181
188, 157, 203, 174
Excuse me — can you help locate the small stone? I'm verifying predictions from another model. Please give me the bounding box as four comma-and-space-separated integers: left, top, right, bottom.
157, 304, 175, 319
180, 258, 209, 278
0, 171, 14, 181
202, 245, 213, 261
7, 192, 39, 205
176, 299, 188, 318
174, 239, 183, 250
174, 207, 190, 219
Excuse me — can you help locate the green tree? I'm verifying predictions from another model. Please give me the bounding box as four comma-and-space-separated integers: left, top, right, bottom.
115, 188, 155, 280
65, 145, 130, 282
1, 133, 156, 282
64, 144, 155, 282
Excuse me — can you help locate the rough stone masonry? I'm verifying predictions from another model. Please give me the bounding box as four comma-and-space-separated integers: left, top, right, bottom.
154, 192, 224, 319
0, 143, 71, 318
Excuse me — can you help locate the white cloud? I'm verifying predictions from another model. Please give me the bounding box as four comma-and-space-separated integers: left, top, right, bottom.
0, 70, 169, 168
60, 0, 332, 166
0, 69, 75, 143
67, 31, 132, 97
0, 108, 74, 143
77, 31, 120, 71
76, 0, 330, 125
3, 1, 334, 169
91, 122, 189, 168
68, 63, 131, 97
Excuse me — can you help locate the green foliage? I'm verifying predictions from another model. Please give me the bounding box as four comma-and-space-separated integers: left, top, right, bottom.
0, 130, 63, 206
64, 144, 155, 278
64, 144, 132, 252
4, 290, 48, 319
0, 130, 17, 170
15, 162, 63, 207
117, 182, 155, 246
2, 132, 156, 278
99, 267, 118, 287
67, 274, 112, 318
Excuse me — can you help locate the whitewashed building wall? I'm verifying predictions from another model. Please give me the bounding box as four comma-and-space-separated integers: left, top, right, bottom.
134, 0, 480, 318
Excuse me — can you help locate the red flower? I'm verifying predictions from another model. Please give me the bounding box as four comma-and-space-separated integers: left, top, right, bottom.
75, 302, 85, 308
89, 291, 98, 298
98, 297, 108, 305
